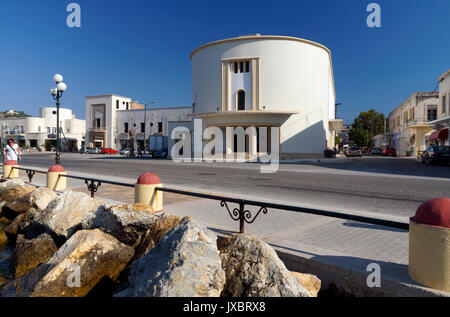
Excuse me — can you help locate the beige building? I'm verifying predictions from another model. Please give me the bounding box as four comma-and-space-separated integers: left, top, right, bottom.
389, 92, 439, 156
429, 70, 450, 145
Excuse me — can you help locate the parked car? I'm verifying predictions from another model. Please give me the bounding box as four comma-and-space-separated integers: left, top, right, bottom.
101, 148, 118, 155
86, 147, 100, 154
119, 148, 130, 156
382, 148, 396, 157
422, 146, 450, 165
371, 147, 382, 155
80, 146, 88, 154
345, 146, 362, 157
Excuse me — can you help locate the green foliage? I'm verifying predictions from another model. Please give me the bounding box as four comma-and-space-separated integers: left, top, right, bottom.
349, 109, 388, 147
0, 110, 31, 118
335, 135, 340, 145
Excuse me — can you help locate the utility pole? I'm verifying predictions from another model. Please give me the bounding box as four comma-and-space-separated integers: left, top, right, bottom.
143, 101, 155, 155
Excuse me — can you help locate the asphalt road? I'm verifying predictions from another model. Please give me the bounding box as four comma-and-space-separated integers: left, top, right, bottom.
19, 152, 450, 219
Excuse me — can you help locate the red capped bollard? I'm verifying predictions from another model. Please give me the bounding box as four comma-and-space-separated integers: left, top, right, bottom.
47, 164, 67, 191
3, 160, 19, 179
409, 198, 450, 292
135, 172, 163, 212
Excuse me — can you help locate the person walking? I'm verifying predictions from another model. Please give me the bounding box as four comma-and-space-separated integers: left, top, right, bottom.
4, 139, 21, 163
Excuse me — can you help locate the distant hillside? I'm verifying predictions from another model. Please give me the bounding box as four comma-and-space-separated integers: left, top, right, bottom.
0, 110, 31, 118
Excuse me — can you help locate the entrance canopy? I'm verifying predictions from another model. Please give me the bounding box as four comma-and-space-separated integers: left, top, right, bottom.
429, 128, 449, 141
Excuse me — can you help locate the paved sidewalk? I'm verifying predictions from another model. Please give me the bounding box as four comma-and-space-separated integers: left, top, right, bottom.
7, 170, 449, 296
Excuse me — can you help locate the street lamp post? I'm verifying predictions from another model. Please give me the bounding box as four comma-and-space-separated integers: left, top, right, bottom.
50, 74, 67, 165
143, 101, 155, 155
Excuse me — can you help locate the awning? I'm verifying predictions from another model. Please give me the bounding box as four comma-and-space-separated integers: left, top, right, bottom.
429, 128, 449, 141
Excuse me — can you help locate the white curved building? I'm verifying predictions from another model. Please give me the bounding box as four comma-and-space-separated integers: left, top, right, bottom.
0, 107, 85, 151
191, 34, 338, 158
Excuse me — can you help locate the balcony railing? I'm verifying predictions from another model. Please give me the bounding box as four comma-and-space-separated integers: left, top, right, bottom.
404, 119, 432, 126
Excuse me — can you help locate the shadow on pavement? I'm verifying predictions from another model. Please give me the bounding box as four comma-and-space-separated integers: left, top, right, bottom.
342, 221, 407, 233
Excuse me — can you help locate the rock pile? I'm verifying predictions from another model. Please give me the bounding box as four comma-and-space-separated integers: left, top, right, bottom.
0, 179, 321, 297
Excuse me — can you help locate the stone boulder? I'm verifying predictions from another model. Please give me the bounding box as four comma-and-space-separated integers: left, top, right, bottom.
33, 190, 103, 240
134, 213, 190, 259
0, 179, 25, 193
6, 187, 57, 214
117, 219, 225, 297
219, 234, 311, 297
82, 203, 156, 248
1, 229, 134, 297
13, 233, 58, 278
0, 227, 7, 250
1, 185, 35, 207
290, 272, 321, 297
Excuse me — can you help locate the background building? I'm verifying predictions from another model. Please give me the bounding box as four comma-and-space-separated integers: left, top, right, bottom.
189, 34, 337, 159
429, 70, 450, 145
0, 107, 85, 151
389, 92, 439, 156
85, 94, 192, 149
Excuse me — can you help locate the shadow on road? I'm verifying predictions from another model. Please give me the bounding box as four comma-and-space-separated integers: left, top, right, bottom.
316, 157, 450, 179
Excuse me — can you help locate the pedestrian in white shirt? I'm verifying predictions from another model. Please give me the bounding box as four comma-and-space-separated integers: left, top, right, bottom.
4, 139, 21, 163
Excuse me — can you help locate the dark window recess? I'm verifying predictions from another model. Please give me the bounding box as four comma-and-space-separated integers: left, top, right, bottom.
96, 118, 101, 128
124, 123, 129, 133
234, 62, 238, 73
126, 102, 129, 110
158, 122, 163, 133
116, 100, 119, 109
427, 106, 437, 121
140, 122, 145, 133
237, 90, 245, 111
239, 62, 244, 73
245, 61, 250, 72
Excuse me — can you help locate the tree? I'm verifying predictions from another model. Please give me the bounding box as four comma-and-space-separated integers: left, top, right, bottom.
349, 109, 388, 147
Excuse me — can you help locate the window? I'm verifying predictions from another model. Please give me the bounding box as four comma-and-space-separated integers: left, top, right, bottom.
38, 126, 41, 132
124, 122, 129, 133
126, 102, 129, 110
47, 127, 51, 133
158, 122, 163, 133
410, 109, 415, 121
140, 122, 145, 133
443, 95, 447, 113
237, 90, 246, 111
116, 100, 119, 109
233, 61, 250, 73
96, 118, 101, 128
427, 105, 437, 121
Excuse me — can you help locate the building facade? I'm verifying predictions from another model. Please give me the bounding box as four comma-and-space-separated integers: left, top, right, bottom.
189, 34, 337, 159
0, 107, 85, 151
429, 70, 450, 145
389, 92, 439, 156
85, 94, 192, 149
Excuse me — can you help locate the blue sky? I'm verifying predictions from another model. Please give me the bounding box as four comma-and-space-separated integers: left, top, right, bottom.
0, 0, 449, 123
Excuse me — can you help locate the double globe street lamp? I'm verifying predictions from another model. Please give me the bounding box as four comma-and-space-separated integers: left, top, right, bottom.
50, 74, 67, 165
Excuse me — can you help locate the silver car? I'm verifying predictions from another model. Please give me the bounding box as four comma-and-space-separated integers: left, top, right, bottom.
119, 148, 130, 156
86, 147, 100, 154
346, 146, 362, 157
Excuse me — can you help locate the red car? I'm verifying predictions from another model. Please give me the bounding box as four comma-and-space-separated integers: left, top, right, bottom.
382, 148, 396, 157
101, 148, 118, 154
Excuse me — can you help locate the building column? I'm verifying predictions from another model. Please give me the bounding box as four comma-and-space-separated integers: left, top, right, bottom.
226, 127, 233, 156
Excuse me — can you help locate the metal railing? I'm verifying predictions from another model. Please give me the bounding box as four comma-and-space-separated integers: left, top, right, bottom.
2, 165, 409, 233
